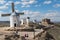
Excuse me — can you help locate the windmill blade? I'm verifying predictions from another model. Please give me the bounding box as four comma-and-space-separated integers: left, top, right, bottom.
12, 2, 15, 12
18, 13, 24, 15
17, 12, 24, 16
1, 14, 11, 16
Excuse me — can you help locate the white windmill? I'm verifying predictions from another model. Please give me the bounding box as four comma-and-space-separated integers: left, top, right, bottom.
1, 3, 24, 27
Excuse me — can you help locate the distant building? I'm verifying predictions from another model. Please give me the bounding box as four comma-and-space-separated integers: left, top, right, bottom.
20, 17, 30, 27
41, 18, 54, 26
33, 20, 37, 23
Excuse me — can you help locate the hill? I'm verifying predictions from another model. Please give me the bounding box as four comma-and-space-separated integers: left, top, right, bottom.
47, 26, 60, 40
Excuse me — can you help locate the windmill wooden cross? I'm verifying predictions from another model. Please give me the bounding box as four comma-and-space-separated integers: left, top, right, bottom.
1, 3, 24, 27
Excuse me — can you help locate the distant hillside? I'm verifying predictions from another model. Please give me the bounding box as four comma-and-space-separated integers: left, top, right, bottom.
53, 21, 60, 23
47, 26, 60, 40
0, 21, 10, 27
0, 21, 10, 23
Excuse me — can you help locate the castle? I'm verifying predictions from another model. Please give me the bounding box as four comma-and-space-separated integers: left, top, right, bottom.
41, 18, 54, 26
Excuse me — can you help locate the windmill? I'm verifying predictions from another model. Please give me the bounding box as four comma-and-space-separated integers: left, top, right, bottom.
1, 3, 24, 27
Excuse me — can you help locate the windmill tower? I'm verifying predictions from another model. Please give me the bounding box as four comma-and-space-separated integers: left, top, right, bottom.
26, 17, 30, 27
20, 19, 24, 25
1, 3, 24, 27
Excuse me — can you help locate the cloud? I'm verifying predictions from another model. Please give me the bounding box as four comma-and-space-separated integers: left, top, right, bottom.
53, 0, 60, 2
22, 10, 32, 14
29, 0, 36, 4
21, 0, 28, 1
22, 10, 40, 14
0, 5, 8, 9
43, 11, 60, 21
12, 0, 37, 8
5, 1, 13, 6
0, 1, 13, 10
15, 1, 21, 5
35, 5, 41, 7
45, 12, 57, 18
0, 1, 12, 10
3, 0, 37, 8
21, 5, 30, 8
21, 0, 37, 7
0, 0, 6, 4
53, 4, 60, 8
21, 0, 36, 4
45, 11, 58, 17
20, 10, 42, 21
43, 1, 52, 4
21, 10, 41, 18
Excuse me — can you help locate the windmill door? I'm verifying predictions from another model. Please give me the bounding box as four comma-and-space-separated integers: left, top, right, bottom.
14, 23, 16, 27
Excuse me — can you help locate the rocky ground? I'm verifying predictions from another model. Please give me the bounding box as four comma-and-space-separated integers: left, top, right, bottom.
47, 26, 60, 40
0, 27, 44, 40
0, 26, 60, 40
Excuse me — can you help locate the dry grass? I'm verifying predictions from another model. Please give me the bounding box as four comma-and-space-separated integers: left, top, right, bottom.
47, 26, 60, 40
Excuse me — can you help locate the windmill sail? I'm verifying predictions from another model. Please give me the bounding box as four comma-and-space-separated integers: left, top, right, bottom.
12, 3, 15, 12
1, 14, 11, 16
16, 12, 24, 16
1, 2, 24, 16
1, 3, 15, 16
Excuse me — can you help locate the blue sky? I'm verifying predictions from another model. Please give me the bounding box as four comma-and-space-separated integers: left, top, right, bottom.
0, 0, 60, 22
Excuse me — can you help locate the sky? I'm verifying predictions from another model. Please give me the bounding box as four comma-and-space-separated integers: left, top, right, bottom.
0, 0, 60, 22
